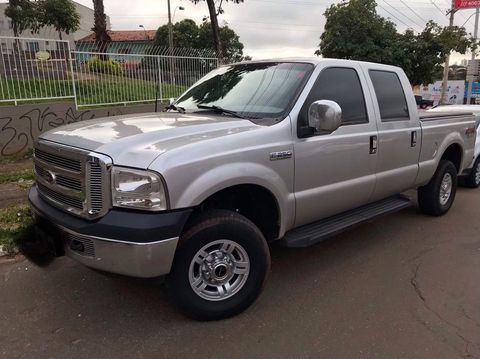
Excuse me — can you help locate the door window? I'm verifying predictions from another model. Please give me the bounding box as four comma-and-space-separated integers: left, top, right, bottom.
299, 67, 368, 133
369, 70, 410, 122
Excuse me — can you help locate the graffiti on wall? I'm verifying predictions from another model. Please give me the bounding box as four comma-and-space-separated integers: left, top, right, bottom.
0, 106, 125, 156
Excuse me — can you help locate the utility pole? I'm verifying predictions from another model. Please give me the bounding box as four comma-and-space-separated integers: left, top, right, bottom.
439, 1, 456, 105
466, 7, 480, 105
167, 0, 175, 86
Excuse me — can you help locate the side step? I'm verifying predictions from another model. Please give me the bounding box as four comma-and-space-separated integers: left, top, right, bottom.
281, 195, 412, 248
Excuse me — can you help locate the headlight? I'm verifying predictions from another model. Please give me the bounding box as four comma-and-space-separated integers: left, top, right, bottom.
112, 167, 167, 211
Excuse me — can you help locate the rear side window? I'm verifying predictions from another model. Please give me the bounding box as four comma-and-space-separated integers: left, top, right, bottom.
299, 67, 368, 128
369, 70, 409, 121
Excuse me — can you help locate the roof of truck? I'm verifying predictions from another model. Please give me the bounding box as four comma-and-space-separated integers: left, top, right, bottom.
236, 58, 401, 70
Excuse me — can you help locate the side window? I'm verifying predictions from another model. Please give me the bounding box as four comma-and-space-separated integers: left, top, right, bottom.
369, 70, 409, 121
299, 67, 368, 130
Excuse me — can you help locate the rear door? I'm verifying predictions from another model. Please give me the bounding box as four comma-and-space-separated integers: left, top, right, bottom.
365, 68, 421, 201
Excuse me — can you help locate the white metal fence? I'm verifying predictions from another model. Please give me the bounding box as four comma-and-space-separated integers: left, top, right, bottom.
0, 36, 74, 105
0, 36, 219, 108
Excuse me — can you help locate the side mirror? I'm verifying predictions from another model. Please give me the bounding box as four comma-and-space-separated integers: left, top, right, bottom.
308, 100, 342, 134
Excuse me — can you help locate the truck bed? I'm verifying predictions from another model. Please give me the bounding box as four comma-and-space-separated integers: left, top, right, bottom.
419, 111, 473, 121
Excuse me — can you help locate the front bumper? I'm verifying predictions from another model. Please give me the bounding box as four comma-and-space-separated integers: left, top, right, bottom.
28, 186, 192, 278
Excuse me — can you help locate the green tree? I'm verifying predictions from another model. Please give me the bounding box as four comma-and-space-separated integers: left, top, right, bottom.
316, 0, 398, 63
154, 19, 200, 49
37, 0, 80, 40
316, 0, 473, 86
154, 19, 246, 62
4, 0, 38, 37
188, 0, 244, 62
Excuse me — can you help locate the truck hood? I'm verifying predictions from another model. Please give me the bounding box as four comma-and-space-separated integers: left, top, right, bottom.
39, 112, 261, 168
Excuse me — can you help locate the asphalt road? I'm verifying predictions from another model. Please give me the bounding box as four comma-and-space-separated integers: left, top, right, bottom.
1, 188, 479, 359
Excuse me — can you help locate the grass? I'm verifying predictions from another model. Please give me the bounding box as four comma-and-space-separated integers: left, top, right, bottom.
0, 78, 187, 106
0, 204, 32, 256
0, 149, 33, 165
0, 169, 35, 184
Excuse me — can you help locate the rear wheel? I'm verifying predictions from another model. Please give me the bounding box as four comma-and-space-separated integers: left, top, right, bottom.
463, 157, 480, 188
418, 160, 457, 216
166, 210, 270, 321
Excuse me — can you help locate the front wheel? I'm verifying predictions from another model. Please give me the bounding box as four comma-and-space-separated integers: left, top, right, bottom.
166, 210, 270, 321
418, 160, 457, 216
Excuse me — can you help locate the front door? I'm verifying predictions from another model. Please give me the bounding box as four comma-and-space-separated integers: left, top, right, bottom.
293, 64, 378, 227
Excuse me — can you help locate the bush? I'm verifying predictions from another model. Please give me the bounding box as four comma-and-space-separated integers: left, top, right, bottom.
88, 56, 123, 76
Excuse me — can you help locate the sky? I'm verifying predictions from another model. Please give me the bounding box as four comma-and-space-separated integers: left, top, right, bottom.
4, 0, 480, 63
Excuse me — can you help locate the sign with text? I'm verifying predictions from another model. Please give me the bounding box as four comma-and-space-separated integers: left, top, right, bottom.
420, 80, 465, 106
454, 0, 480, 9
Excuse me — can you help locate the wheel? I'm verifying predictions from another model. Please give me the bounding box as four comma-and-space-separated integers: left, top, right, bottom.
463, 157, 480, 188
418, 160, 457, 216
166, 210, 271, 321
420, 103, 428, 109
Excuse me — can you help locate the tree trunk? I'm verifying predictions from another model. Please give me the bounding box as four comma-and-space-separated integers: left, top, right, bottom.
58, 30, 63, 40
206, 0, 223, 64
92, 0, 111, 57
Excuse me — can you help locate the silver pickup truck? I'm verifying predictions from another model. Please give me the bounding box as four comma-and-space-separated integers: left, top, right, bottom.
28, 59, 476, 320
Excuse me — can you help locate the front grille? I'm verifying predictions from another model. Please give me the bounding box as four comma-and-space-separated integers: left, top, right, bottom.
34, 148, 81, 172
37, 182, 84, 209
34, 140, 112, 219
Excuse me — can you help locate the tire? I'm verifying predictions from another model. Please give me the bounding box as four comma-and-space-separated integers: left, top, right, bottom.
166, 210, 271, 321
463, 157, 480, 188
418, 160, 457, 216
420, 103, 428, 109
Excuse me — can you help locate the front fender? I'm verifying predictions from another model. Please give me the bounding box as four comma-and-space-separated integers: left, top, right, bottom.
175, 162, 295, 237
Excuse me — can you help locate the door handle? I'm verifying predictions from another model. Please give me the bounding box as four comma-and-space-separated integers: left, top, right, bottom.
411, 131, 417, 147
370, 135, 377, 154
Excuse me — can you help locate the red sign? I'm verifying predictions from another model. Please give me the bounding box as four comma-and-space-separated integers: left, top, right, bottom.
454, 0, 480, 9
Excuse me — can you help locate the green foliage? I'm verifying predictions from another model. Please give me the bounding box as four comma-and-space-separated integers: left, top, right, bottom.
0, 204, 32, 257
316, 0, 473, 86
154, 19, 246, 62
0, 169, 34, 184
316, 0, 398, 63
4, 0, 80, 38
37, 0, 80, 38
88, 56, 123, 76
4, 0, 39, 36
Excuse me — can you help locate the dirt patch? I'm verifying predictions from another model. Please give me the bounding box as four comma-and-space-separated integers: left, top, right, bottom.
0, 182, 31, 209
0, 159, 33, 173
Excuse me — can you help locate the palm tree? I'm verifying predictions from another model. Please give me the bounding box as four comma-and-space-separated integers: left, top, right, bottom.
92, 0, 110, 53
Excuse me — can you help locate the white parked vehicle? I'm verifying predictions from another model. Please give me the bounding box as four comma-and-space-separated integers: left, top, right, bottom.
428, 105, 480, 187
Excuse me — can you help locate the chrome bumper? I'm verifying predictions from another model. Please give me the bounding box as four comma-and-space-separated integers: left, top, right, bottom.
62, 226, 179, 278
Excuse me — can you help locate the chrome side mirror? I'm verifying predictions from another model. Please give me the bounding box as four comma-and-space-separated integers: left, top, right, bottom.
308, 100, 342, 134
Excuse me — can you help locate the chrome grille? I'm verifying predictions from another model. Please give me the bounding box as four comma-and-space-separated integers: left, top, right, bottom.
89, 162, 103, 213
37, 182, 83, 209
34, 140, 112, 220
34, 148, 81, 172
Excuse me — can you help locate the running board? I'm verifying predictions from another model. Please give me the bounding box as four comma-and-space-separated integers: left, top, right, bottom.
281, 195, 412, 248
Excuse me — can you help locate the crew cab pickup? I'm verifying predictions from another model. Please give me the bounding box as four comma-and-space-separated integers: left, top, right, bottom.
28, 59, 477, 320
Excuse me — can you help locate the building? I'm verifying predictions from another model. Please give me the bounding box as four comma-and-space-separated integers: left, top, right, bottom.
77, 30, 157, 54
0, 1, 111, 50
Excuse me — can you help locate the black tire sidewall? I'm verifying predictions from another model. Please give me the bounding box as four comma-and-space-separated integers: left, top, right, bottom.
167, 211, 270, 320
436, 163, 457, 213
465, 157, 480, 188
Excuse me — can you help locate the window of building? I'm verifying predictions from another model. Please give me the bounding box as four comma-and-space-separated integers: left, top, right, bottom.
369, 70, 410, 122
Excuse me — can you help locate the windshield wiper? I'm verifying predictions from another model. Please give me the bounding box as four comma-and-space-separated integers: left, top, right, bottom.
197, 104, 245, 119
165, 104, 186, 113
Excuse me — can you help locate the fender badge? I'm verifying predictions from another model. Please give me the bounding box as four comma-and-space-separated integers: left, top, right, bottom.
270, 150, 293, 161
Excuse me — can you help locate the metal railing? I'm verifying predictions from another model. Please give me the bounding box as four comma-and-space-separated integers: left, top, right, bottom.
0, 36, 74, 105
0, 36, 219, 108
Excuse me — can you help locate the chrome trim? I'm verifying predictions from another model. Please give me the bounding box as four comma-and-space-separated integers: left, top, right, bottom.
34, 139, 112, 220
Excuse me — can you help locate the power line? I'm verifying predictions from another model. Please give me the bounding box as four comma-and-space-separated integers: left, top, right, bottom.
377, 2, 419, 31
380, 0, 423, 30
398, 0, 429, 23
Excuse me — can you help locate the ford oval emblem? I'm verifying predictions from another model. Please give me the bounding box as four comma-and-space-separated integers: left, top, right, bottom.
43, 170, 56, 184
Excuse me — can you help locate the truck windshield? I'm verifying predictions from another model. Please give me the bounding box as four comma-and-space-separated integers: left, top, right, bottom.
174, 62, 313, 123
